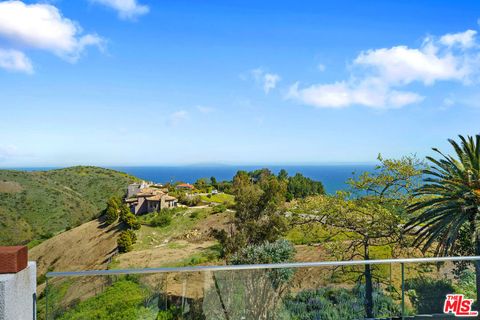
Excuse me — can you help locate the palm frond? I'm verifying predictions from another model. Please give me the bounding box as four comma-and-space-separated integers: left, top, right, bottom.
407, 134, 480, 255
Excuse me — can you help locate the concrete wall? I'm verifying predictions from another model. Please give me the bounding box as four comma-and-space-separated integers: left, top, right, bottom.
0, 261, 36, 320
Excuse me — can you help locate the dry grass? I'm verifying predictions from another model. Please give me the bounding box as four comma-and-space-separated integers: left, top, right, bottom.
31, 219, 121, 276
0, 181, 23, 193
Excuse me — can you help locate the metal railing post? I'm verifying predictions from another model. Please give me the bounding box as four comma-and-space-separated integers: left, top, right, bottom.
401, 262, 405, 319
45, 277, 48, 320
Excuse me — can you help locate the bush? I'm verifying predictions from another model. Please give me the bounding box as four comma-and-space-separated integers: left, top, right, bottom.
405, 277, 455, 314
231, 239, 295, 264
454, 269, 476, 301
189, 211, 199, 219
156, 306, 181, 320
117, 230, 136, 253
119, 204, 131, 221
104, 197, 120, 225
105, 206, 118, 225
150, 211, 172, 227
54, 279, 156, 319
122, 213, 140, 230
203, 240, 296, 320
284, 285, 400, 319
178, 193, 202, 206
212, 204, 226, 214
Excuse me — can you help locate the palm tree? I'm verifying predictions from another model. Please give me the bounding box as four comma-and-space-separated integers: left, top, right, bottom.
406, 134, 480, 303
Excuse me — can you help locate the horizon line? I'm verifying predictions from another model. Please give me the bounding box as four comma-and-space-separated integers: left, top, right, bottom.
0, 162, 379, 169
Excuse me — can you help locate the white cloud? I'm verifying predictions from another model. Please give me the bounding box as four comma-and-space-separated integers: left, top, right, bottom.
263, 73, 281, 94
287, 80, 423, 109
354, 43, 468, 85
91, 0, 149, 20
0, 1, 103, 63
168, 110, 189, 126
440, 30, 477, 49
317, 63, 326, 72
288, 28, 480, 109
0, 48, 33, 73
251, 68, 281, 94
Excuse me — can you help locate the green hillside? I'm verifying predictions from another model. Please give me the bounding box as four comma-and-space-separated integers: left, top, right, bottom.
0, 166, 140, 245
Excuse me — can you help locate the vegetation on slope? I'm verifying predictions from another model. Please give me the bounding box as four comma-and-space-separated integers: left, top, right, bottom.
0, 166, 139, 245
54, 278, 157, 320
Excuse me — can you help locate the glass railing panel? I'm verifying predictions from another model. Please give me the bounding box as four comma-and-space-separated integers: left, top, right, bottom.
43, 257, 480, 319
283, 264, 399, 320
203, 268, 294, 319
43, 273, 168, 320
404, 260, 477, 318
161, 271, 206, 319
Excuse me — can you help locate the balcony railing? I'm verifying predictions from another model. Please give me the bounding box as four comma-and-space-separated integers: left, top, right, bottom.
44, 256, 480, 319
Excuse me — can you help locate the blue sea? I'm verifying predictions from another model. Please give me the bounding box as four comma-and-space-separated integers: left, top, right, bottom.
6, 165, 376, 194
110, 165, 375, 194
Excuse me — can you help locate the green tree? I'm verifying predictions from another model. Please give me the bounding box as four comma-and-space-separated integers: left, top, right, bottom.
348, 154, 423, 208
212, 170, 288, 257
286, 172, 325, 200
104, 197, 120, 225
295, 195, 401, 318
210, 176, 218, 189
406, 134, 480, 303
119, 204, 131, 221
277, 169, 289, 181
123, 212, 141, 230
294, 155, 422, 318
249, 168, 273, 182
194, 178, 209, 190
117, 230, 136, 253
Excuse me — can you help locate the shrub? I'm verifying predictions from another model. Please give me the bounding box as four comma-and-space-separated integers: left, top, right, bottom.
231, 239, 294, 264
405, 277, 455, 314
104, 197, 120, 225
105, 206, 118, 225
454, 269, 476, 301
211, 204, 226, 214
123, 213, 141, 230
54, 279, 156, 319
150, 211, 172, 227
189, 211, 199, 219
231, 239, 296, 289
125, 229, 137, 242
178, 193, 202, 206
203, 240, 296, 320
156, 306, 181, 320
119, 204, 131, 221
284, 285, 400, 319
117, 230, 136, 253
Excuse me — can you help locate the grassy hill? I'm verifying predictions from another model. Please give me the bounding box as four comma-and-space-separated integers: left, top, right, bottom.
0, 166, 140, 245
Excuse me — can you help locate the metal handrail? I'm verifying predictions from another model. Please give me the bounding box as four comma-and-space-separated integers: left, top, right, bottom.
46, 255, 480, 278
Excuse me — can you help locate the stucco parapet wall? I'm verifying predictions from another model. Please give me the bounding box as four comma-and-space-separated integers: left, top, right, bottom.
0, 261, 37, 320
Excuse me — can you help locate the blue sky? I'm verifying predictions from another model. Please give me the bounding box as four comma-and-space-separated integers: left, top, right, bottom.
0, 0, 479, 166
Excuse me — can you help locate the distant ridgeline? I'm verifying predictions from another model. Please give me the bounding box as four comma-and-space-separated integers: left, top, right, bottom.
0, 166, 140, 246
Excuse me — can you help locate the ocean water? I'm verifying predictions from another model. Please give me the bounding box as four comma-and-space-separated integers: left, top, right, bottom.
5, 164, 376, 194
110, 165, 375, 194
